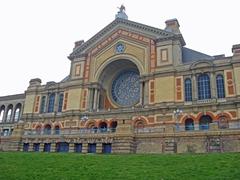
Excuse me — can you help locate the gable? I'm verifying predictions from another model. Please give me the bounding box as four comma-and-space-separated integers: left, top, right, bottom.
68, 18, 177, 60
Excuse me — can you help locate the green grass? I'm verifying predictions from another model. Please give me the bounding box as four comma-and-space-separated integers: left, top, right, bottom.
0, 152, 239, 180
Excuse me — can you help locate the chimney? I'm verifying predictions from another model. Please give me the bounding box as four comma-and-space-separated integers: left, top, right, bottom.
232, 44, 240, 56
165, 18, 181, 34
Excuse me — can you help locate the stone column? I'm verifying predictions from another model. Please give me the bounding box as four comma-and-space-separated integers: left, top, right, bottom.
192, 74, 198, 101
93, 88, 98, 110
28, 143, 33, 152
210, 73, 216, 99
82, 143, 88, 153
139, 81, 144, 105
51, 143, 56, 152
87, 88, 94, 111
39, 143, 44, 152
69, 143, 74, 152
96, 143, 103, 154
3, 105, 8, 123
144, 80, 149, 105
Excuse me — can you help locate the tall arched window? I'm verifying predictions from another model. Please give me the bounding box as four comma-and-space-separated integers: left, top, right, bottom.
216, 74, 225, 98
6, 105, 13, 122
0, 106, 5, 123
57, 94, 64, 112
54, 125, 60, 135
48, 93, 55, 113
40, 96, 46, 113
14, 104, 22, 122
198, 74, 211, 100
184, 78, 192, 101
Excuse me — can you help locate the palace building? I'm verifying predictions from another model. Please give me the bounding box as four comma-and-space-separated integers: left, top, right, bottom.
1, 7, 240, 153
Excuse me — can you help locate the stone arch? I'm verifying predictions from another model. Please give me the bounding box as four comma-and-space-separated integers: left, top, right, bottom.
133, 116, 148, 128
94, 54, 144, 82
196, 112, 216, 122
85, 120, 96, 128
180, 114, 197, 124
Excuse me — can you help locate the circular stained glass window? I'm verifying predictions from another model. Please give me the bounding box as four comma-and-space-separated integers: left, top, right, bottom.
111, 70, 140, 106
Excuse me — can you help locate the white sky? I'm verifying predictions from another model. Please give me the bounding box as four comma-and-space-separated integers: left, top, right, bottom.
0, 0, 239, 96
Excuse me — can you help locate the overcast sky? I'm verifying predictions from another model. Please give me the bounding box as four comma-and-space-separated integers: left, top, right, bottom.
0, 0, 239, 96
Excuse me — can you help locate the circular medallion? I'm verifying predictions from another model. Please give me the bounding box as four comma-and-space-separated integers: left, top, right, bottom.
111, 70, 140, 106
115, 43, 125, 53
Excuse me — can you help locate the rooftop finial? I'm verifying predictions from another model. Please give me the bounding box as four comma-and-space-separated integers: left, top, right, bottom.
115, 5, 128, 20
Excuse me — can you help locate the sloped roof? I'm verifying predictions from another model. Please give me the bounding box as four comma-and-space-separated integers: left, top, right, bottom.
69, 18, 183, 60
182, 47, 214, 63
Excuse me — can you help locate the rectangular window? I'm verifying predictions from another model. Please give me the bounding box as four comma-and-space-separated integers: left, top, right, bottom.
40, 96, 46, 113
75, 65, 81, 76
58, 94, 64, 112
161, 49, 168, 62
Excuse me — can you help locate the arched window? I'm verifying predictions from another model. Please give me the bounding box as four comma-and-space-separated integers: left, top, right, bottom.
14, 104, 22, 122
218, 116, 229, 129
54, 125, 60, 135
44, 124, 51, 135
110, 121, 118, 132
6, 105, 13, 122
36, 126, 41, 135
185, 118, 194, 131
40, 96, 46, 113
198, 74, 211, 100
57, 94, 64, 112
184, 78, 192, 101
99, 122, 108, 132
199, 115, 212, 130
216, 74, 225, 98
0, 106, 5, 123
48, 93, 55, 113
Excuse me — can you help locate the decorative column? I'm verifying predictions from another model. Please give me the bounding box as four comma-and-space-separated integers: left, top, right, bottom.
210, 73, 216, 99
139, 81, 144, 106
87, 88, 94, 111
144, 80, 149, 105
192, 74, 198, 101
93, 88, 99, 110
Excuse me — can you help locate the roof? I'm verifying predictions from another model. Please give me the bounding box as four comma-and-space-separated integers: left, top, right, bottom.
69, 18, 184, 60
182, 47, 214, 63
0, 93, 25, 101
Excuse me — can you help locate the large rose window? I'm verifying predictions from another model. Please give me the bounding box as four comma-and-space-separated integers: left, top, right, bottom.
111, 70, 140, 106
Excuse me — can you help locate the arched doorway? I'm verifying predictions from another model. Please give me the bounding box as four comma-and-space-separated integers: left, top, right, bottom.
199, 115, 212, 130
185, 118, 194, 131
56, 142, 69, 152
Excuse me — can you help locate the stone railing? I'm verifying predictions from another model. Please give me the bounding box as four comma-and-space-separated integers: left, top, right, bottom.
23, 128, 117, 137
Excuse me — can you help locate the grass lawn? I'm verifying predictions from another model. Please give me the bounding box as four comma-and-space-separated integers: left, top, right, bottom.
0, 152, 239, 180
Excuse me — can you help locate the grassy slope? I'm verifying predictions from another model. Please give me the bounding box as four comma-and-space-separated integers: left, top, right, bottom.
0, 152, 239, 180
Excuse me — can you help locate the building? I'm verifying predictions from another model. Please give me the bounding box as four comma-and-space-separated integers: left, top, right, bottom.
1, 7, 240, 153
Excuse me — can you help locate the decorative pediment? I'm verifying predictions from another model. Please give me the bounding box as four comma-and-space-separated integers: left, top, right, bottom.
69, 18, 177, 60
190, 60, 214, 70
